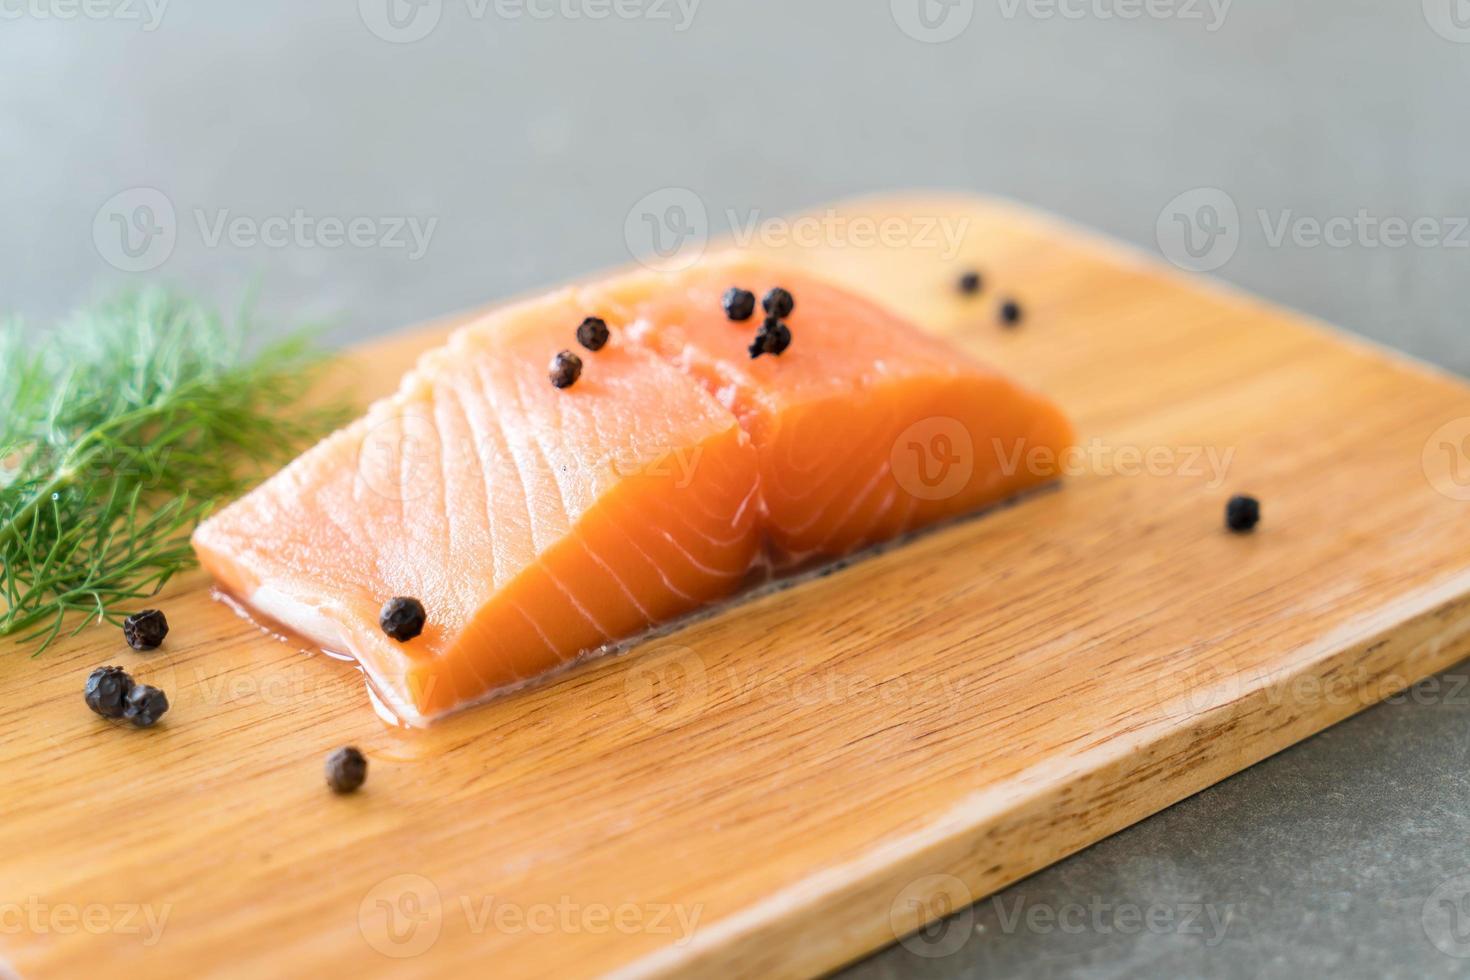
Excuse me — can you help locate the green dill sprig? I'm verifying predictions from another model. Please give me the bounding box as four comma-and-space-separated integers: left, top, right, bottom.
0, 290, 349, 652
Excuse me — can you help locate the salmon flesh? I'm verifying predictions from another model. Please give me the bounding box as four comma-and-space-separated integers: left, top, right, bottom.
193, 259, 1075, 724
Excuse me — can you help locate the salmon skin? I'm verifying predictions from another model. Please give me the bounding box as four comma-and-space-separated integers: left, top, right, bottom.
193, 258, 1074, 724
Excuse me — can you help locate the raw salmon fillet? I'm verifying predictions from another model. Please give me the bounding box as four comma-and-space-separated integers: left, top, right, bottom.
582, 260, 1077, 564
193, 288, 763, 723
194, 259, 1073, 724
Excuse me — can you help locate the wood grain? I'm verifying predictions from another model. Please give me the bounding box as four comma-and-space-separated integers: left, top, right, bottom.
4, 193, 1470, 979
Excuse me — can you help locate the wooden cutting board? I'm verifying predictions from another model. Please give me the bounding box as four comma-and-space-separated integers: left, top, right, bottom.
5, 193, 1470, 979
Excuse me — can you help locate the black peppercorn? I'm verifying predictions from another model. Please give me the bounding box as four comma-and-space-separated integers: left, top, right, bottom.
958, 270, 982, 295
84, 666, 134, 719
380, 596, 426, 642
326, 746, 368, 794
722, 287, 756, 322
576, 316, 609, 352
748, 317, 792, 359
123, 609, 169, 650
762, 287, 794, 319
123, 684, 169, 728
999, 300, 1023, 327
1225, 495, 1261, 533
549, 350, 583, 389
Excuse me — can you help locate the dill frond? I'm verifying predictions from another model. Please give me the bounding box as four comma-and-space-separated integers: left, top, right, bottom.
0, 290, 349, 652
